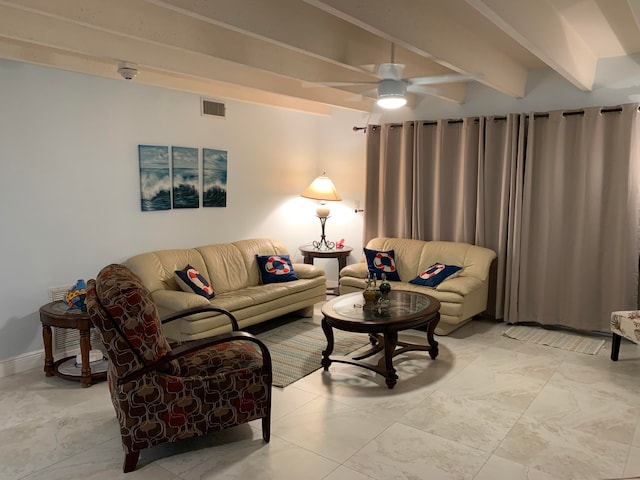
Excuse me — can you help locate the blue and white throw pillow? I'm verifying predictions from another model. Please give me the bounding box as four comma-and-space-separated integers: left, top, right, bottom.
256, 254, 299, 283
409, 263, 461, 288
175, 264, 215, 298
364, 248, 401, 281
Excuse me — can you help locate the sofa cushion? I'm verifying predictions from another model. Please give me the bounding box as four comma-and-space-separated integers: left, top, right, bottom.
364, 248, 401, 281
410, 263, 462, 287
256, 254, 299, 283
175, 264, 215, 298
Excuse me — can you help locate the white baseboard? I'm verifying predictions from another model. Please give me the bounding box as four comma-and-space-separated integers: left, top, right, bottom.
0, 350, 45, 378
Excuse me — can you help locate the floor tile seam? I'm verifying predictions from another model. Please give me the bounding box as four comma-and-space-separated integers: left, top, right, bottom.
621, 442, 638, 478
270, 388, 323, 420
493, 414, 632, 480
337, 420, 407, 479
424, 350, 483, 388
542, 376, 640, 412
516, 412, 634, 451
319, 464, 348, 480
395, 393, 529, 458
386, 421, 494, 478
470, 453, 494, 480
414, 387, 534, 420
632, 415, 640, 448
473, 454, 561, 480
284, 393, 408, 423
267, 432, 342, 469
549, 367, 640, 405
482, 360, 561, 461
12, 436, 116, 480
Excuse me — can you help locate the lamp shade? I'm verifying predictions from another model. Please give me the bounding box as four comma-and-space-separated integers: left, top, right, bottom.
301, 175, 342, 202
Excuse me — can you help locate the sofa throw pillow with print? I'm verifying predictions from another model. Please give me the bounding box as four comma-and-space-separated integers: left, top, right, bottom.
409, 263, 462, 288
256, 254, 299, 283
364, 248, 401, 281
175, 264, 215, 299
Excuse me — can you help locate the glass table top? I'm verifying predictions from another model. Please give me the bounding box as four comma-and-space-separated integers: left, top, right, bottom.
324, 290, 432, 323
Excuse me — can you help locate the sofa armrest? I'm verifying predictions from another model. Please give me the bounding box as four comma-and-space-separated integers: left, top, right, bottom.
152, 289, 210, 311
160, 305, 239, 330
340, 262, 368, 279
293, 263, 325, 279
436, 275, 483, 296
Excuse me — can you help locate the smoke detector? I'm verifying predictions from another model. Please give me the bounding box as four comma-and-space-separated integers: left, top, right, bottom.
117, 62, 139, 80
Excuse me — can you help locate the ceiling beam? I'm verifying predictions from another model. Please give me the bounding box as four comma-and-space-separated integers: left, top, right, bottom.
306, 0, 529, 98
149, 0, 467, 102
148, 0, 453, 76
628, 0, 640, 32
0, 1, 374, 112
0, 37, 339, 115
466, 0, 597, 91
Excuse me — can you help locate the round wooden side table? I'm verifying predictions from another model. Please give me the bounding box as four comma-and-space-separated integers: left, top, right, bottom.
299, 244, 353, 294
39, 301, 106, 388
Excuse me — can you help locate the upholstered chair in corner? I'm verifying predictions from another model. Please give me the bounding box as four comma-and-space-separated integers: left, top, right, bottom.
610, 310, 640, 360
86, 263, 272, 473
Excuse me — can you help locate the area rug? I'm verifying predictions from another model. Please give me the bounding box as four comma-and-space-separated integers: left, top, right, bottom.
502, 325, 605, 355
256, 320, 368, 387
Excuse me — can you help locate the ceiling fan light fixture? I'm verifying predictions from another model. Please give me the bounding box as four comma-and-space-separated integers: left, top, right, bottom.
377, 95, 407, 109
376, 79, 407, 109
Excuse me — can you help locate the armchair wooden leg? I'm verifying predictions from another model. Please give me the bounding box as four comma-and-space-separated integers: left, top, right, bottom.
611, 333, 622, 361
123, 451, 140, 473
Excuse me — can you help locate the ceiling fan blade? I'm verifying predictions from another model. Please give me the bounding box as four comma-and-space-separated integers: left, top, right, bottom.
301, 80, 378, 88
406, 84, 438, 95
360, 88, 378, 99
408, 73, 482, 86
358, 64, 378, 73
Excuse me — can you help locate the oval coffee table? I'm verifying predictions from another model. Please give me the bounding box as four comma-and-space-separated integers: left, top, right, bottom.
321, 290, 441, 389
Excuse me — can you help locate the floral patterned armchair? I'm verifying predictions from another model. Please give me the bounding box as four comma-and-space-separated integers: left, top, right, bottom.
610, 310, 640, 360
86, 264, 272, 473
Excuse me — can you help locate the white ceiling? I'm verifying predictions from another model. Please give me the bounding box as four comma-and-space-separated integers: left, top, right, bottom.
1, 0, 640, 115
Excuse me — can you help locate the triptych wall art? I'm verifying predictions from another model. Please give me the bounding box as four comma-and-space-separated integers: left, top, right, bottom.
138, 145, 228, 212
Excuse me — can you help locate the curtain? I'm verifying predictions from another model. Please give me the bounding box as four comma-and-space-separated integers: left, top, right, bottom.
364, 115, 519, 318
507, 105, 640, 331
364, 104, 640, 331
363, 123, 413, 240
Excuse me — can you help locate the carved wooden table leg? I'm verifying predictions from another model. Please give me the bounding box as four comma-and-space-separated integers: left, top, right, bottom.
427, 312, 440, 359
42, 324, 54, 377
382, 331, 399, 389
79, 327, 92, 388
321, 317, 334, 370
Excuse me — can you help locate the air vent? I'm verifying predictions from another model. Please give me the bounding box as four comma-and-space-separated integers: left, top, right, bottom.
201, 98, 226, 118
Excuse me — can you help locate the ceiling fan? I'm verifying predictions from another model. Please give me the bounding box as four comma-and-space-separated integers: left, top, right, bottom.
309, 43, 480, 109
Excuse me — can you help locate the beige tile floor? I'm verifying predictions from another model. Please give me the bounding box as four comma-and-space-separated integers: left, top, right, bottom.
1, 308, 639, 480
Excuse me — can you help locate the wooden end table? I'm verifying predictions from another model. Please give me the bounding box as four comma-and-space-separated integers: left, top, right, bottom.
321, 290, 441, 389
39, 301, 106, 388
299, 244, 353, 294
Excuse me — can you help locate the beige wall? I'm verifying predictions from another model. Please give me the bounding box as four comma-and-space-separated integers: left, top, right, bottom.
0, 59, 366, 366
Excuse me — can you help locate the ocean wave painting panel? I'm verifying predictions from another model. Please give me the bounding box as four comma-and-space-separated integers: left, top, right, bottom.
139, 145, 170, 211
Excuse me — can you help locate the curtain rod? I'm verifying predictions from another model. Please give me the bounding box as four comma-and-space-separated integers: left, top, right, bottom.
533, 107, 623, 119
354, 106, 630, 131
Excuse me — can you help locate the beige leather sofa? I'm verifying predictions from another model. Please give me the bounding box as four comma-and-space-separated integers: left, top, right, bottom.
124, 238, 326, 341
339, 237, 496, 335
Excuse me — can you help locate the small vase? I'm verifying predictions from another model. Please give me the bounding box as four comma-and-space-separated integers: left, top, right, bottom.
363, 274, 378, 309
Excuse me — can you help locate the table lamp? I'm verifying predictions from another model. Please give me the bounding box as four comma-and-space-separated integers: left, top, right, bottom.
301, 173, 342, 250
